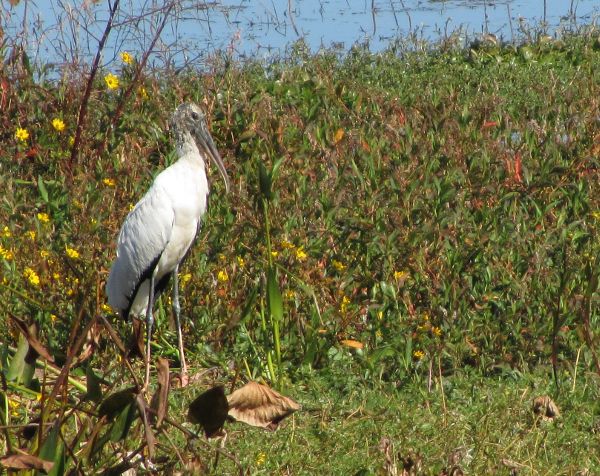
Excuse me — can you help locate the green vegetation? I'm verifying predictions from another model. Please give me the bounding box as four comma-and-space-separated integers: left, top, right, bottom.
1, 30, 600, 474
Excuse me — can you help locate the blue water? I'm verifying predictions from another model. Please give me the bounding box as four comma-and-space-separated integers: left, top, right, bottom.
4, 0, 599, 70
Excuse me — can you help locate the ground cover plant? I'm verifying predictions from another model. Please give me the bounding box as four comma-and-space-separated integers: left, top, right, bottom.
1, 18, 600, 474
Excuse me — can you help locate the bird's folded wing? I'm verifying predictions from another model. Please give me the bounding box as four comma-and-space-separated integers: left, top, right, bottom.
106, 185, 175, 312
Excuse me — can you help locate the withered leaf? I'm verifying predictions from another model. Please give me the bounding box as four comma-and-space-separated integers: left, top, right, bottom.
150, 357, 170, 427
227, 381, 300, 430
188, 385, 229, 438
9, 315, 55, 364
0, 453, 54, 473
136, 393, 156, 459
340, 339, 364, 349
533, 395, 560, 420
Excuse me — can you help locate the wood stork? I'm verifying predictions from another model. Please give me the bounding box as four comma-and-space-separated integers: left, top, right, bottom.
106, 102, 230, 389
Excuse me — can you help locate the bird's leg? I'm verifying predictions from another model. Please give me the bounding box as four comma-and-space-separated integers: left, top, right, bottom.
172, 265, 189, 387
143, 274, 155, 393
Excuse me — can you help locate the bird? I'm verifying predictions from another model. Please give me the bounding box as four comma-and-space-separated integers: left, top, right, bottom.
106, 102, 230, 390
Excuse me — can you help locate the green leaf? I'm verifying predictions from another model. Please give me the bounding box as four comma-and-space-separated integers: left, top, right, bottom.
109, 402, 137, 442
85, 366, 102, 403
37, 176, 49, 203
258, 160, 272, 200
98, 387, 136, 421
37, 422, 64, 476
6, 334, 35, 386
267, 267, 283, 323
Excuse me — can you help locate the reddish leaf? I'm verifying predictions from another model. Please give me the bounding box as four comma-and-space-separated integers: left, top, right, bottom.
150, 357, 170, 427
8, 315, 55, 364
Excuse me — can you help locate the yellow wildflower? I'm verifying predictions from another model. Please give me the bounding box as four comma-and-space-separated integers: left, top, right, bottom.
103, 178, 116, 187
8, 398, 19, 416
394, 270, 409, 281
271, 250, 279, 258
2, 226, 11, 237
236, 256, 245, 268
15, 127, 29, 142
280, 240, 295, 249
377, 310, 383, 321
120, 51, 134, 64
40, 250, 50, 258
52, 272, 60, 281
69, 136, 75, 146
340, 295, 351, 313
23, 267, 40, 286
101, 303, 112, 313
50, 314, 57, 323
139, 86, 149, 99
181, 273, 192, 283
37, 212, 50, 223
591, 211, 600, 220
52, 118, 65, 132
413, 350, 425, 359
332, 259, 346, 271
90, 218, 97, 225
217, 270, 229, 282
284, 289, 296, 299
26, 230, 36, 241
104, 73, 119, 90
295, 246, 308, 261
256, 452, 266, 466
0, 245, 13, 260
432, 326, 442, 337
65, 246, 80, 259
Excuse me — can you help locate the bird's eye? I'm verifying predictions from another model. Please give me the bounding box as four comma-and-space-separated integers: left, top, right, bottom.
191, 112, 199, 120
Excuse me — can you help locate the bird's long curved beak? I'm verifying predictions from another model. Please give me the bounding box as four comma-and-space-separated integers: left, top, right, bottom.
201, 132, 230, 193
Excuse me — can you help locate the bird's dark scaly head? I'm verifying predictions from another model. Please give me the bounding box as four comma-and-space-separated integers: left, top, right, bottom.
170, 102, 230, 193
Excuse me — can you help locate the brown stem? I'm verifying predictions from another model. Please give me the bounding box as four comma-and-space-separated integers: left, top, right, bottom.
98, 2, 176, 157
68, 0, 121, 177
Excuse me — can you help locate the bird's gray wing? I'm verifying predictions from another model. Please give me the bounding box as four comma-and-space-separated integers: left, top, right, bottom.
106, 184, 174, 315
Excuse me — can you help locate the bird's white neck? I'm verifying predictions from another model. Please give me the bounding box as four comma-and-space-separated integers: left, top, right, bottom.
175, 131, 205, 167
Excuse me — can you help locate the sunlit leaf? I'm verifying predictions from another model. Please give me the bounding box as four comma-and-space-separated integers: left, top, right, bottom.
227, 381, 300, 430
150, 357, 170, 428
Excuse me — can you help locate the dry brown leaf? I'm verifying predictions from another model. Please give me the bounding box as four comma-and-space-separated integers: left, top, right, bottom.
533, 395, 560, 420
9, 315, 55, 363
227, 381, 300, 430
136, 393, 156, 459
333, 128, 345, 144
0, 453, 54, 473
150, 357, 170, 427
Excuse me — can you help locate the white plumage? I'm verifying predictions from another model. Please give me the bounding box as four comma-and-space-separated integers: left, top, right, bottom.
106, 102, 229, 389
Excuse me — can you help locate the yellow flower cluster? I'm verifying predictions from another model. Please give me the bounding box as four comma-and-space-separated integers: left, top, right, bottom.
104, 73, 119, 90
65, 246, 80, 259
0, 244, 13, 260
23, 267, 40, 286
295, 247, 308, 261
52, 118, 65, 132
103, 178, 116, 187
332, 259, 346, 271
217, 270, 229, 282
413, 350, 425, 360
15, 127, 29, 142
120, 51, 134, 64
339, 295, 351, 313
394, 270, 409, 281
37, 212, 50, 223
236, 256, 245, 268
2, 227, 11, 237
